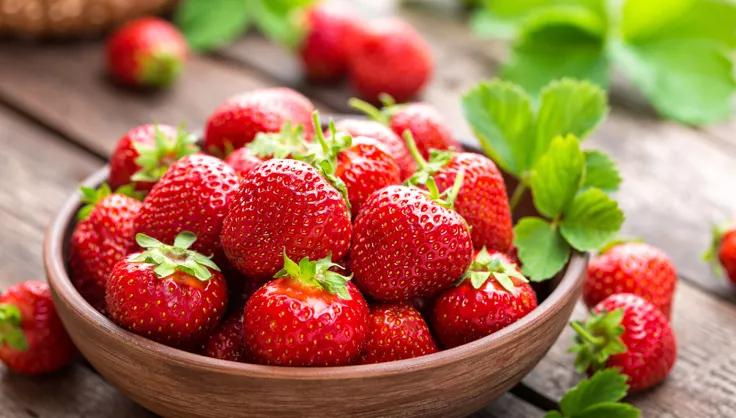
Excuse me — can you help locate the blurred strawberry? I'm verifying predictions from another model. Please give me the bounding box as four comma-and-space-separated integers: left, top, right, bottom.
224, 148, 262, 178
705, 222, 736, 285
299, 5, 358, 81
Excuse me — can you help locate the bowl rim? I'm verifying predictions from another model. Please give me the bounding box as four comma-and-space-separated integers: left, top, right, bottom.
45, 166, 587, 381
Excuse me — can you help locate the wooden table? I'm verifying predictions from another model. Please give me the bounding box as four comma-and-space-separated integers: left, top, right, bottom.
1, 2, 735, 417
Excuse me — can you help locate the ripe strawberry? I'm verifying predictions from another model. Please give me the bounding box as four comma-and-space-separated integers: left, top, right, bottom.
106, 232, 228, 349
69, 184, 141, 312
584, 242, 677, 318
204, 88, 315, 156
571, 293, 677, 392
106, 17, 187, 88
224, 147, 262, 178
349, 19, 433, 103
432, 249, 537, 348
705, 222, 736, 285
361, 304, 438, 364
108, 124, 198, 193
202, 313, 246, 362
351, 97, 460, 159
299, 5, 358, 81
350, 182, 473, 302
243, 254, 369, 366
222, 158, 352, 282
0, 281, 76, 374
334, 118, 415, 180
136, 154, 239, 256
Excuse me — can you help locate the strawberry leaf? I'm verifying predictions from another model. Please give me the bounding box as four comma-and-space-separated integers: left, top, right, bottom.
513, 217, 571, 281
560, 188, 624, 251
546, 369, 639, 418
530, 135, 585, 219
582, 150, 621, 192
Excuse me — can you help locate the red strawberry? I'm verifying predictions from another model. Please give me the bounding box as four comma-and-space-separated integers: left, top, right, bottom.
584, 242, 677, 318
432, 249, 537, 348
0, 281, 76, 374
706, 222, 736, 285
136, 154, 239, 257
349, 19, 433, 103
108, 124, 198, 193
299, 5, 358, 81
106, 232, 228, 349
350, 98, 460, 160
222, 158, 351, 282
224, 147, 262, 178
69, 184, 141, 312
106, 17, 187, 88
204, 88, 315, 156
350, 183, 473, 302
202, 313, 246, 362
361, 304, 438, 364
571, 293, 677, 392
243, 254, 369, 366
334, 118, 416, 180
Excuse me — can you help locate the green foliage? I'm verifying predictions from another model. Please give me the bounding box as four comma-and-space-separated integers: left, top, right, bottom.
0, 303, 28, 351
545, 369, 640, 418
131, 232, 221, 281
275, 252, 352, 300
460, 247, 528, 292
514, 217, 571, 281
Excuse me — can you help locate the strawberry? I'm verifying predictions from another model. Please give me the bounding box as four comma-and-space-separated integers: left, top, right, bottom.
243, 253, 369, 366
224, 147, 262, 178
202, 313, 246, 362
348, 19, 433, 103
334, 118, 415, 179
222, 156, 352, 282
584, 242, 677, 318
135, 154, 239, 257
350, 180, 473, 302
432, 249, 537, 348
571, 293, 677, 392
361, 304, 438, 364
69, 184, 141, 312
705, 222, 736, 285
106, 17, 187, 88
0, 281, 76, 374
351, 97, 460, 159
106, 232, 228, 349
108, 124, 198, 193
204, 88, 315, 156
298, 5, 358, 81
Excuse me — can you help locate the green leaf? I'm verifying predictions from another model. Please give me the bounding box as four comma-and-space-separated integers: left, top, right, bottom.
462, 79, 535, 176
654, 0, 736, 48
620, 0, 695, 42
573, 403, 641, 418
560, 188, 624, 251
174, 0, 250, 51
252, 0, 313, 49
514, 217, 571, 281
530, 135, 585, 219
559, 369, 628, 414
0, 303, 28, 351
544, 412, 564, 418
614, 38, 736, 124
583, 150, 621, 192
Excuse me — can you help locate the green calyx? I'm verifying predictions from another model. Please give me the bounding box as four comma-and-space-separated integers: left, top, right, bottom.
0, 303, 28, 351
703, 222, 733, 277
460, 247, 528, 293
130, 231, 220, 281
347, 95, 397, 126
403, 130, 455, 187
247, 122, 308, 159
570, 309, 627, 373
139, 49, 183, 88
275, 252, 352, 300
77, 183, 142, 220
131, 126, 199, 183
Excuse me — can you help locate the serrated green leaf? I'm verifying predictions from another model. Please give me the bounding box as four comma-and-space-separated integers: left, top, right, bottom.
174, 0, 250, 51
583, 150, 621, 192
560, 188, 624, 251
514, 217, 571, 281
559, 369, 629, 415
530, 135, 585, 219
574, 403, 641, 418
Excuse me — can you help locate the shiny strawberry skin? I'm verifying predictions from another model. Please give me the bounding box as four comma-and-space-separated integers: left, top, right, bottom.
593, 293, 677, 392
349, 19, 433, 103
334, 119, 416, 180
390, 103, 460, 159
0, 281, 76, 374
299, 6, 357, 81
202, 313, 246, 362
222, 159, 352, 282
136, 154, 239, 256
335, 137, 401, 217
224, 147, 262, 178
243, 278, 369, 366
719, 229, 736, 285
106, 257, 228, 348
584, 242, 677, 318
204, 88, 315, 155
108, 124, 179, 192
106, 17, 187, 87
361, 304, 438, 364
69, 194, 141, 312
351, 185, 473, 302
433, 152, 512, 253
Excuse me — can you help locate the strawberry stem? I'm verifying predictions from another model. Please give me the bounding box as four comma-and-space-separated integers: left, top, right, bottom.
403, 130, 428, 170
348, 98, 390, 125
509, 179, 528, 212
570, 320, 604, 346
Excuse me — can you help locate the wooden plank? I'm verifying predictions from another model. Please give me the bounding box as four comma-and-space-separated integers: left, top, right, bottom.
0, 106, 153, 417
471, 393, 543, 418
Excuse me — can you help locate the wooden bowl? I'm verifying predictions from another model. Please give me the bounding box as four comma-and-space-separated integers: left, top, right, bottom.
44, 162, 587, 418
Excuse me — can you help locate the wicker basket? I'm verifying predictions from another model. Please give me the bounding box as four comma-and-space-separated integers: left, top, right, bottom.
0, 0, 176, 38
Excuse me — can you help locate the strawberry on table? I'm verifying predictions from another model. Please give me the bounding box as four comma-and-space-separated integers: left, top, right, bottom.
361, 304, 437, 364
69, 184, 141, 312
0, 281, 76, 375
705, 222, 736, 285
106, 232, 228, 349
202, 313, 246, 362
243, 253, 369, 366
298, 5, 358, 82
432, 249, 537, 348
106, 17, 188, 88
584, 242, 677, 318
571, 293, 677, 392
